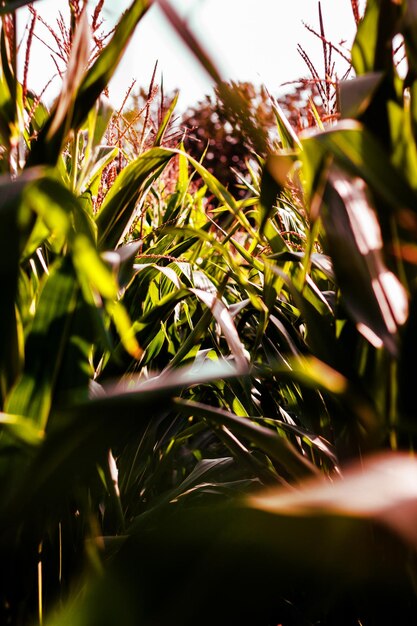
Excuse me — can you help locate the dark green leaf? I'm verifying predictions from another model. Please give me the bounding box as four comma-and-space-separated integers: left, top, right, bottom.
321, 167, 408, 355
45, 455, 417, 626
351, 0, 400, 75
5, 257, 78, 428
174, 397, 317, 480
0, 169, 40, 400
339, 72, 384, 119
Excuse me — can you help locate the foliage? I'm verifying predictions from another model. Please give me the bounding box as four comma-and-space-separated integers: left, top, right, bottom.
179, 3, 352, 205
180, 80, 330, 203
181, 81, 275, 200
2, 1, 417, 625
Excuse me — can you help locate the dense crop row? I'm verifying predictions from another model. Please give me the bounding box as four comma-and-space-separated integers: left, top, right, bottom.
1, 1, 417, 624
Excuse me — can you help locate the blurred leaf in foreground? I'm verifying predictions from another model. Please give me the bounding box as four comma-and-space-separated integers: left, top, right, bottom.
46, 452, 417, 626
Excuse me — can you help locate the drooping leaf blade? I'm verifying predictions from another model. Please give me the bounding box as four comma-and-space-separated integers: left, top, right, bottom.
301, 120, 417, 212
96, 147, 175, 249
173, 397, 318, 480
321, 167, 408, 355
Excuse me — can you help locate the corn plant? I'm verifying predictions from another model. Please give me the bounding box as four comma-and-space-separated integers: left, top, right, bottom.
4, 1, 417, 625
0, 1, 322, 623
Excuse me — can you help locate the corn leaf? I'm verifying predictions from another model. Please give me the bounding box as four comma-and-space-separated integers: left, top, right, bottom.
322, 167, 408, 355
154, 91, 179, 146
352, 0, 400, 75
96, 147, 175, 249
173, 398, 317, 480
339, 72, 384, 119
190, 288, 248, 368
0, 170, 40, 398
250, 451, 417, 548
5, 257, 78, 428
301, 120, 417, 212
0, 360, 250, 529
45, 454, 417, 626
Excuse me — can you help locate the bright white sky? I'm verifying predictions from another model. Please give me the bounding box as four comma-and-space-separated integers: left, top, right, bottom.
18, 0, 364, 111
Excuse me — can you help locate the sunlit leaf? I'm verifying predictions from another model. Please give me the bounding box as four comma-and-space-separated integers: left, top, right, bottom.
352, 0, 400, 75
259, 154, 294, 237
107, 300, 143, 360
0, 412, 44, 446
154, 91, 179, 146
190, 288, 248, 368
249, 451, 417, 548
96, 147, 174, 249
301, 120, 417, 212
322, 167, 408, 354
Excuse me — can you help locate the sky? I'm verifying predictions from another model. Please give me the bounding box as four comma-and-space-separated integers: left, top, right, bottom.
17, 0, 363, 112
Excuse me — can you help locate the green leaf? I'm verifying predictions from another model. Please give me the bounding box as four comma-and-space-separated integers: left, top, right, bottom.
254, 356, 380, 440
0, 412, 44, 446
0, 360, 249, 529
339, 72, 384, 119
181, 149, 239, 213
301, 120, 417, 212
72, 234, 142, 359
74, 0, 149, 127
259, 154, 294, 238
0, 35, 16, 152
154, 91, 179, 146
78, 145, 118, 196
174, 398, 317, 480
352, 0, 400, 75
271, 99, 301, 150
20, 174, 96, 259
96, 147, 174, 249
107, 300, 143, 360
0, 169, 40, 399
387, 99, 417, 191
73, 234, 118, 300
5, 257, 78, 428
190, 288, 249, 368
